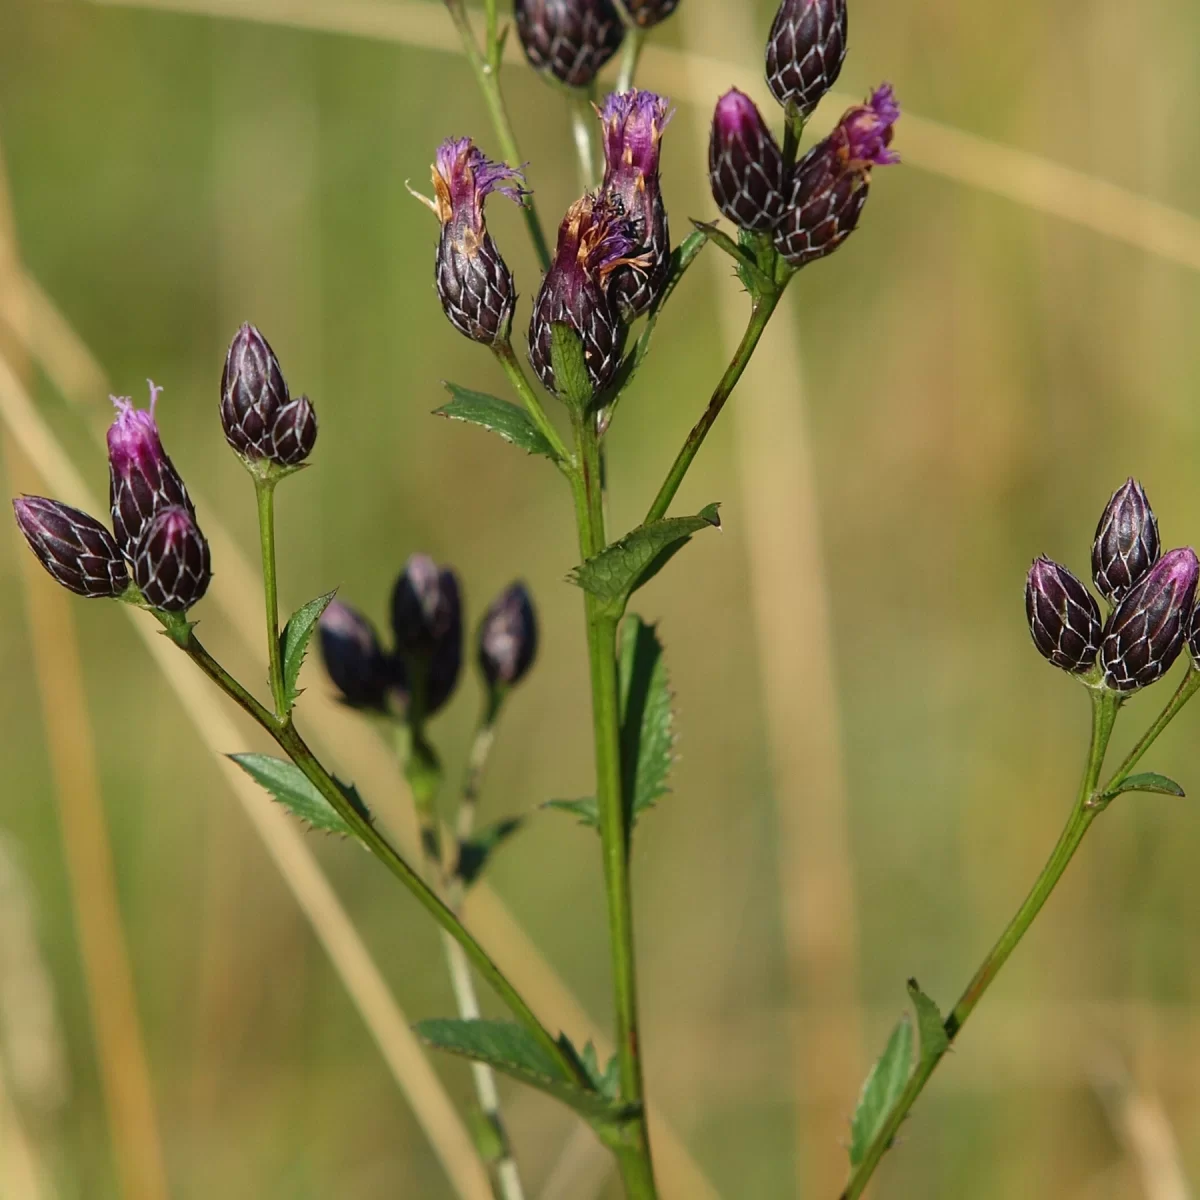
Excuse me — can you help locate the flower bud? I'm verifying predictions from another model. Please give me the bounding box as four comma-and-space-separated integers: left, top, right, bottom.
708, 89, 787, 232
107, 383, 194, 557
765, 0, 848, 119
599, 90, 673, 319
12, 496, 130, 599
417, 138, 525, 347
318, 600, 397, 712
1025, 557, 1102, 675
478, 582, 538, 689
617, 0, 679, 27
773, 84, 900, 268
391, 555, 463, 717
1091, 478, 1160, 605
529, 192, 647, 397
132, 505, 213, 612
1101, 547, 1198, 692
220, 324, 318, 468
515, 0, 625, 89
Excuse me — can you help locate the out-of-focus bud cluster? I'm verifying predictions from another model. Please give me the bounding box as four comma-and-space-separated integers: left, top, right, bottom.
1025, 479, 1200, 694
515, 0, 626, 89
319, 562, 539, 722
13, 383, 212, 613
707, 1, 899, 271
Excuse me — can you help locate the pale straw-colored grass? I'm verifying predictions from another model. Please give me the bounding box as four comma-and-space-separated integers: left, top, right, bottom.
0, 1060, 51, 1200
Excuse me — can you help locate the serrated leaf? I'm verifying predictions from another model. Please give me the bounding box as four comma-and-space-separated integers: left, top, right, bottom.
619, 616, 674, 827
436, 383, 559, 460
414, 1019, 619, 1119
1105, 772, 1186, 799
543, 798, 599, 827
456, 817, 524, 888
906, 978, 949, 1064
569, 504, 721, 611
230, 753, 356, 835
549, 323, 593, 412
578, 1041, 621, 1102
849, 1017, 913, 1168
279, 590, 337, 709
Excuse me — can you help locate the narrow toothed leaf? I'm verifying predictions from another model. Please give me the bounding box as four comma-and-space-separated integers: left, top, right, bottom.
436, 385, 559, 460
230, 754, 357, 835
849, 1017, 913, 1167
1104, 773, 1186, 800
543, 798, 600, 827
619, 616, 674, 827
280, 590, 338, 710
906, 979, 949, 1065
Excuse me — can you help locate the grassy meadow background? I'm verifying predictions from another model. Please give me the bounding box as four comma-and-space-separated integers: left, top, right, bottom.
2, 0, 1200, 1196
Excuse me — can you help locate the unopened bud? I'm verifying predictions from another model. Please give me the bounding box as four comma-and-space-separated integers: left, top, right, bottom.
765, 0, 848, 119
1091, 478, 1160, 604
391, 555, 463, 717
12, 496, 130, 599
132, 505, 212, 612
708, 89, 787, 232
1101, 548, 1198, 692
1025, 557, 1102, 675
478, 582, 538, 690
515, 0, 625, 89
318, 601, 397, 712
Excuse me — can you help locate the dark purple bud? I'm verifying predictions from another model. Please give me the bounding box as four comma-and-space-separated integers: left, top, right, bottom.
1091, 478, 1160, 605
418, 138, 526, 347
107, 383, 194, 558
515, 0, 625, 89
1101, 547, 1198, 692
599, 91, 674, 319
318, 600, 396, 712
616, 0, 679, 27
1025, 557, 1102, 675
529, 192, 648, 397
391, 555, 463, 716
774, 84, 900, 268
478, 582, 539, 690
765, 0, 848, 119
12, 496, 130, 599
270, 395, 318, 467
132, 505, 212, 612
708, 89, 787, 232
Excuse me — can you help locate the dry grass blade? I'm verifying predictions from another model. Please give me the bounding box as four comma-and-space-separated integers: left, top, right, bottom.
537, 1125, 613, 1200
84, 0, 1200, 273
0, 1061, 51, 1200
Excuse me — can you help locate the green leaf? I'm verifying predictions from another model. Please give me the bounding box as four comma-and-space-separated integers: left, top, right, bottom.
569, 504, 722, 612
436, 383, 559, 461
279, 590, 337, 709
619, 616, 674, 827
230, 754, 358, 835
578, 1041, 621, 1102
849, 1017, 913, 1168
414, 1020, 619, 1119
906, 978, 949, 1065
456, 817, 524, 888
1105, 772, 1186, 799
549, 323, 594, 412
543, 798, 599, 827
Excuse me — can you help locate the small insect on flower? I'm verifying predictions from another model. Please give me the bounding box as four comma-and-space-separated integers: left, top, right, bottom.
12, 497, 130, 599
1091, 478, 1160, 605
1025, 556, 1103, 676
515, 0, 626, 89
773, 83, 900, 269
413, 138, 527, 348
132, 505, 213, 613
708, 89, 787, 233
765, 0, 848, 119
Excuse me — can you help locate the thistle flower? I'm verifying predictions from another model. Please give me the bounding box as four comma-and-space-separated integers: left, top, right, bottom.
12, 497, 130, 599
391, 555, 463, 717
478, 582, 539, 690
132, 505, 213, 612
416, 138, 526, 347
708, 89, 787, 232
599, 90, 673, 319
765, 0, 848, 119
617, 0, 679, 28
107, 382, 194, 557
1091, 478, 1160, 605
515, 0, 625, 89
1025, 557, 1103, 675
318, 600, 398, 712
220, 324, 318, 468
1101, 548, 1198, 692
773, 84, 900, 268
528, 192, 648, 397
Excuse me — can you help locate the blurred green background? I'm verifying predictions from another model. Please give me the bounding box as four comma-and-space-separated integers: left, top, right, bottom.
2, 0, 1200, 1197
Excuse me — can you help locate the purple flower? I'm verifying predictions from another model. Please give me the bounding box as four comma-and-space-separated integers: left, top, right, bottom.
132, 505, 212, 613
765, 0, 848, 119
12, 496, 130, 599
773, 84, 900, 268
708, 89, 787, 232
528, 191, 648, 396
418, 138, 526, 346
107, 382, 194, 558
599, 90, 674, 318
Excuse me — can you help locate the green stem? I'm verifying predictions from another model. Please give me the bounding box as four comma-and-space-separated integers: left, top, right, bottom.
614, 27, 645, 95
840, 688, 1122, 1200
644, 287, 782, 523
493, 342, 575, 471
1100, 666, 1200, 795
572, 409, 658, 1197
570, 88, 600, 193
254, 475, 287, 718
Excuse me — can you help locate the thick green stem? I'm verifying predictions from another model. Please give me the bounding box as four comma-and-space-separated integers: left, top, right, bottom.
493, 342, 574, 471
644, 287, 782, 523
839, 688, 1122, 1200
1100, 666, 1200, 795
570, 88, 600, 193
254, 476, 287, 718
614, 27, 645, 95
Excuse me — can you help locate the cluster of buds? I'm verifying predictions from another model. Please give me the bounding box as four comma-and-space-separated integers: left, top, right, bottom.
708, 0, 899, 270
1025, 479, 1200, 693
319, 562, 538, 719
13, 383, 213, 613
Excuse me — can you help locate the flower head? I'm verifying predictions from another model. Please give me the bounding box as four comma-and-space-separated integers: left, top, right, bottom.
515, 0, 625, 89
319, 600, 399, 713
12, 496, 130, 599
708, 89, 787, 232
132, 504, 212, 613
1025, 557, 1103, 675
478, 582, 539, 691
765, 0, 848, 118
391, 555, 463, 718
1092, 478, 1160, 604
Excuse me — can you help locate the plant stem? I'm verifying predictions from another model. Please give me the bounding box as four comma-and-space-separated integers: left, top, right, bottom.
839, 687, 1122, 1200
493, 342, 574, 471
615, 27, 645, 95
572, 409, 658, 1197
644, 286, 782, 523
1100, 666, 1200, 795
570, 88, 600, 193
254, 475, 287, 718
